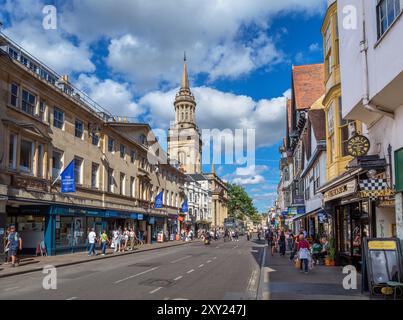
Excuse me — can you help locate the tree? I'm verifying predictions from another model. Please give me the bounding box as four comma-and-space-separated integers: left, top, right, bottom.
227, 183, 258, 220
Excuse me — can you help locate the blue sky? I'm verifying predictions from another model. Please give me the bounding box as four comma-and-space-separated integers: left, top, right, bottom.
0, 0, 326, 212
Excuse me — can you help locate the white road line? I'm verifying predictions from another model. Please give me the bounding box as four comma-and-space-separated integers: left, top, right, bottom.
66, 297, 78, 300
213, 257, 217, 260
198, 264, 204, 268
150, 287, 163, 294
114, 267, 158, 284
216, 246, 220, 248
170, 255, 191, 264
206, 260, 212, 263
187, 269, 195, 274
3, 287, 19, 292
174, 276, 183, 281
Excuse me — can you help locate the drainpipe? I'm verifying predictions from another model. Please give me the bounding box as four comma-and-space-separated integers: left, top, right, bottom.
360, 0, 394, 119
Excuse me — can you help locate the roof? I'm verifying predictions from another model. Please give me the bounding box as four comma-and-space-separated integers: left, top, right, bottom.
188, 174, 207, 181
292, 64, 325, 110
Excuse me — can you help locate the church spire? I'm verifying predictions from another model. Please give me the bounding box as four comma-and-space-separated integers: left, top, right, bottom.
181, 52, 190, 89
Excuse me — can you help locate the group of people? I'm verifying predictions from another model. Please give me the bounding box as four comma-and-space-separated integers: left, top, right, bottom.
87, 227, 146, 257
263, 227, 330, 274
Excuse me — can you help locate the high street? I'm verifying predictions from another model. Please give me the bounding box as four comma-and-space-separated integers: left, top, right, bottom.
0, 238, 264, 300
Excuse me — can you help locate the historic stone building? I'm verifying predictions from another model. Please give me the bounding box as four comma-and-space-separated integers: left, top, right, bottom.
168, 56, 202, 175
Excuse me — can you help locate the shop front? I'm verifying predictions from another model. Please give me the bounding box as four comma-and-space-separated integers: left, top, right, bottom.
6, 204, 143, 255
168, 214, 179, 240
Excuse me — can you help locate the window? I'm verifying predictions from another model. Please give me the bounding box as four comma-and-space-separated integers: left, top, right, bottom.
395, 148, 403, 192
20, 139, 34, 173
108, 137, 114, 153
39, 100, 46, 121
75, 120, 84, 139
52, 150, 63, 179
327, 103, 335, 163
108, 168, 114, 193
130, 150, 136, 163
130, 177, 136, 198
91, 163, 99, 189
314, 163, 320, 193
9, 47, 18, 60
10, 83, 19, 107
120, 144, 126, 159
53, 108, 64, 129
120, 173, 126, 195
377, 0, 402, 38
9, 134, 17, 169
92, 134, 99, 146
74, 157, 83, 185
22, 89, 36, 115
140, 134, 147, 146
37, 144, 44, 178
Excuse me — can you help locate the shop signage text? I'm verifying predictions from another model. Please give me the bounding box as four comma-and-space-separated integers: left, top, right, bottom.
324, 180, 356, 202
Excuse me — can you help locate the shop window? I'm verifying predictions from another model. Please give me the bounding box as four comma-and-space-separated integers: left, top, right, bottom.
341, 207, 351, 254
20, 139, 34, 173
52, 150, 63, 180
56, 216, 87, 249
10, 83, 19, 107
74, 157, 83, 185
9, 134, 17, 169
22, 89, 36, 116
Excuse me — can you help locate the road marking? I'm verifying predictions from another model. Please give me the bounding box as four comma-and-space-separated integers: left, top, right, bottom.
170, 255, 191, 264
213, 257, 217, 260
150, 287, 163, 294
66, 297, 78, 300
114, 267, 158, 284
216, 246, 220, 248
187, 269, 195, 274
174, 276, 183, 281
206, 260, 212, 264
198, 264, 204, 268
3, 286, 19, 292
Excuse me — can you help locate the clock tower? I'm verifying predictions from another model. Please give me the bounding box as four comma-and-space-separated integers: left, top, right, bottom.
168, 55, 202, 174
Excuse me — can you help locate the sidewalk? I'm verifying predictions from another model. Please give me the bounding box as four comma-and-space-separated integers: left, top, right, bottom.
258, 246, 369, 300
0, 240, 194, 279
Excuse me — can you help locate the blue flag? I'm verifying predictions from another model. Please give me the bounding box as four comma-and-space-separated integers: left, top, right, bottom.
61, 160, 75, 193
154, 191, 164, 208
181, 199, 188, 213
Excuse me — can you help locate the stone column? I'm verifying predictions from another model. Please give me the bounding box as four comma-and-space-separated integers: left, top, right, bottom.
396, 192, 403, 241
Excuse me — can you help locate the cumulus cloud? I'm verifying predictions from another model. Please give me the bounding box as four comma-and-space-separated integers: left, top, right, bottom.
139, 86, 287, 148
76, 75, 141, 119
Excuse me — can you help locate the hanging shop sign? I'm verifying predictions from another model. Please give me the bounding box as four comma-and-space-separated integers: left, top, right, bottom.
323, 180, 357, 202
347, 135, 370, 157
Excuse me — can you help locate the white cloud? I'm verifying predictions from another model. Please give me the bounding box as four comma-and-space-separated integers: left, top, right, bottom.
309, 42, 321, 52
233, 175, 265, 186
236, 165, 269, 176
139, 86, 287, 148
76, 75, 141, 119
2, 0, 95, 75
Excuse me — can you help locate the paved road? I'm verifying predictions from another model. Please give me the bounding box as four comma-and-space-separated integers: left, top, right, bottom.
0, 237, 265, 300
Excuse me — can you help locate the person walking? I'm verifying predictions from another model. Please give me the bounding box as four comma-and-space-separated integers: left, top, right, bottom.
129, 229, 137, 250
297, 234, 311, 274
279, 230, 286, 256
5, 225, 22, 267
287, 229, 294, 251
87, 228, 97, 256
100, 230, 109, 256
112, 228, 120, 253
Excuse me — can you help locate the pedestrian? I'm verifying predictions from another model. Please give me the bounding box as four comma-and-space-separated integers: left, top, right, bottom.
87, 228, 97, 256
297, 234, 311, 274
3, 226, 11, 264
5, 225, 22, 267
270, 231, 277, 256
100, 230, 110, 256
112, 228, 120, 253
143, 229, 148, 244
279, 230, 286, 256
123, 228, 129, 251
129, 229, 137, 250
311, 238, 322, 265
287, 229, 294, 251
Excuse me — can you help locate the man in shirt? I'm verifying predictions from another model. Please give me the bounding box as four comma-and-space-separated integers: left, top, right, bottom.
87, 228, 97, 256
6, 225, 22, 267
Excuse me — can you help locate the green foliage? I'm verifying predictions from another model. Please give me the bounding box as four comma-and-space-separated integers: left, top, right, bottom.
227, 182, 259, 220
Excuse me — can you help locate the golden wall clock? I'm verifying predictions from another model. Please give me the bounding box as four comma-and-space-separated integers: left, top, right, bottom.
347, 135, 370, 157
